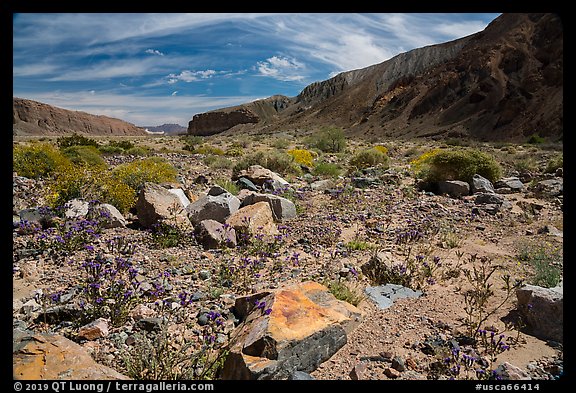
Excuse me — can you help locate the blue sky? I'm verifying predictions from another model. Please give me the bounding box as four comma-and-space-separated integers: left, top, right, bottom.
13, 13, 501, 127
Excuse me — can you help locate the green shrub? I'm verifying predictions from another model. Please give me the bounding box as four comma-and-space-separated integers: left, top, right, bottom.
349, 148, 389, 170
112, 157, 178, 191
312, 161, 342, 178
45, 167, 136, 213
324, 280, 365, 306
225, 146, 244, 157
108, 140, 135, 150
271, 138, 291, 149
232, 151, 302, 178
56, 133, 99, 149
13, 143, 72, 179
98, 145, 124, 155
126, 146, 150, 156
215, 178, 240, 195
545, 155, 563, 173
527, 133, 545, 145
61, 145, 107, 168
517, 242, 562, 288
204, 155, 234, 169
413, 148, 502, 184
181, 135, 204, 151
308, 126, 346, 153
194, 144, 225, 156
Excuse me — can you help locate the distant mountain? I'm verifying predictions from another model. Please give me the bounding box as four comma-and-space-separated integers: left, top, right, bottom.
13, 97, 148, 137
187, 13, 562, 142
142, 123, 188, 135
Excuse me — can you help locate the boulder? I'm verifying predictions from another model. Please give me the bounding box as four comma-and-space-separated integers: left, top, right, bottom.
97, 203, 127, 228
241, 192, 297, 222
310, 179, 334, 191
135, 182, 191, 229
516, 283, 563, 342
168, 188, 191, 209
18, 207, 57, 229
63, 199, 90, 219
472, 174, 495, 194
13, 332, 130, 380
226, 202, 279, 240
364, 284, 423, 310
186, 188, 241, 225
234, 165, 290, 192
237, 177, 259, 192
437, 180, 470, 198
494, 177, 524, 193
194, 219, 237, 249
220, 281, 363, 380
474, 192, 505, 205
531, 178, 563, 197
78, 318, 109, 341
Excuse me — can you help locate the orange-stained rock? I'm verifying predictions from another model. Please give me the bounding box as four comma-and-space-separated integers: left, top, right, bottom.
221, 281, 363, 380
13, 333, 130, 380
225, 201, 279, 240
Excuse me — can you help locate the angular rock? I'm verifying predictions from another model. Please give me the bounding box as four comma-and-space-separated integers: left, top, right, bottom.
97, 203, 127, 228
516, 283, 563, 342
186, 189, 241, 226
364, 284, 423, 310
13, 332, 130, 380
310, 179, 334, 191
288, 371, 316, 380
494, 362, 532, 380
168, 188, 191, 209
237, 177, 259, 192
225, 201, 279, 240
350, 362, 368, 380
494, 177, 524, 192
241, 192, 297, 222
234, 165, 290, 192
135, 182, 191, 229
437, 180, 470, 198
220, 281, 363, 380
19, 207, 57, 229
531, 178, 563, 197
472, 174, 495, 194
474, 192, 505, 205
194, 219, 237, 249
78, 318, 109, 341
63, 198, 90, 219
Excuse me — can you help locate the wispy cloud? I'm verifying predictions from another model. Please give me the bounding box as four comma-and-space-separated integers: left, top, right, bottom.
166, 69, 218, 84
145, 48, 165, 56
256, 56, 305, 81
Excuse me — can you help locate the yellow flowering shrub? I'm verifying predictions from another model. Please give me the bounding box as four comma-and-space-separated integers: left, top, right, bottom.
287, 149, 315, 167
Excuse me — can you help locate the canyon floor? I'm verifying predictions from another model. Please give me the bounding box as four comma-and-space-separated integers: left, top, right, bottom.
12, 134, 564, 382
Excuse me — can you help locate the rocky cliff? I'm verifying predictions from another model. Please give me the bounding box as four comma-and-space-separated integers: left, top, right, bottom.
188, 95, 292, 136
187, 13, 562, 142
13, 97, 148, 137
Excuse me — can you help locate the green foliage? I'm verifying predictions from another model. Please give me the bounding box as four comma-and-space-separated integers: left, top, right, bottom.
225, 146, 244, 157
349, 148, 389, 170
215, 178, 240, 195
13, 143, 72, 179
112, 157, 178, 191
45, 167, 136, 213
232, 151, 302, 178
61, 145, 107, 168
204, 155, 234, 169
345, 240, 373, 252
545, 155, 563, 173
271, 138, 291, 149
56, 133, 99, 149
181, 135, 204, 151
312, 161, 342, 178
125, 146, 150, 156
98, 145, 125, 155
414, 148, 502, 184
325, 280, 365, 306
308, 126, 347, 153
517, 242, 562, 288
527, 133, 545, 144
194, 144, 225, 156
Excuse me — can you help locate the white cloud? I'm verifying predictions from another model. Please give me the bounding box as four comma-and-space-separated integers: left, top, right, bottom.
256, 56, 305, 81
166, 69, 218, 84
145, 48, 165, 56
